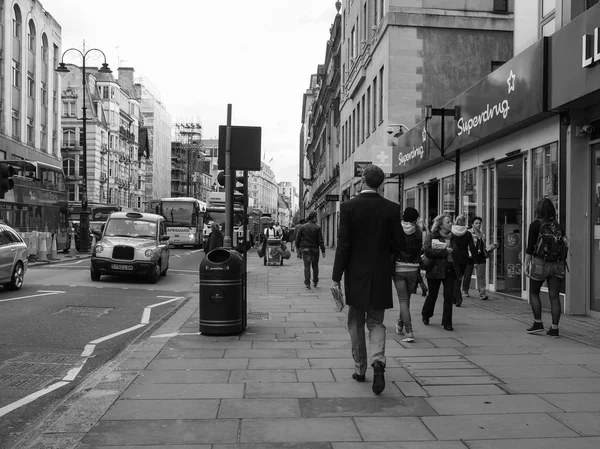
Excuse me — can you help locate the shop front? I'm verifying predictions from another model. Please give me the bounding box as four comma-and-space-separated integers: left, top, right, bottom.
548, 3, 600, 317
393, 38, 563, 303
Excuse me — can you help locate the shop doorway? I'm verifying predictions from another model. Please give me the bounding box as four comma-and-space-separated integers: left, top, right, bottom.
591, 143, 600, 312
427, 180, 439, 230
495, 156, 524, 295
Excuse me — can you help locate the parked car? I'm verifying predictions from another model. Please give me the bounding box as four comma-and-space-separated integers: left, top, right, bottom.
90, 211, 170, 283
0, 223, 28, 290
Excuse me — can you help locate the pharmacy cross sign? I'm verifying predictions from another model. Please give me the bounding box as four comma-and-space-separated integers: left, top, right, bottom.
376, 151, 389, 164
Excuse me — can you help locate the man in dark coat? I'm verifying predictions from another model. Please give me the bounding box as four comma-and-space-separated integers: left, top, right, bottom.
331, 164, 405, 395
296, 211, 325, 288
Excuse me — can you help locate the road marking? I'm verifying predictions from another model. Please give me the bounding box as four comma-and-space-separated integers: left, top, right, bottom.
142, 297, 184, 323
169, 269, 198, 273
0, 381, 69, 418
46, 260, 88, 266
152, 331, 201, 338
0, 290, 65, 303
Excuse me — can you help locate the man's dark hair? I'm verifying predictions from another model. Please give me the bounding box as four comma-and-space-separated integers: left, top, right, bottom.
298, 218, 306, 225
362, 164, 384, 189
307, 211, 317, 221
535, 198, 557, 221
471, 216, 483, 225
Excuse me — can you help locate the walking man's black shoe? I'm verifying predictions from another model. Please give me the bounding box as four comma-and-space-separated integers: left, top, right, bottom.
305, 284, 311, 289
422, 317, 429, 325
372, 361, 385, 395
352, 373, 365, 382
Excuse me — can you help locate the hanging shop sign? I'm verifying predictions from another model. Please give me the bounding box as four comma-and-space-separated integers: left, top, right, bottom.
371, 146, 398, 174
393, 38, 546, 175
354, 161, 372, 177
550, 3, 600, 109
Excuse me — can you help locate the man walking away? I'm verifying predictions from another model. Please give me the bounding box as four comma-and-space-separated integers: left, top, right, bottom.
295, 218, 306, 258
331, 164, 406, 395
296, 212, 325, 288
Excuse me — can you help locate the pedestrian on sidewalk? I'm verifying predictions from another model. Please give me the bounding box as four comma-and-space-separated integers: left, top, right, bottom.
451, 214, 477, 307
393, 207, 422, 343
296, 211, 325, 288
331, 164, 405, 395
206, 222, 223, 253
524, 198, 567, 337
462, 216, 496, 301
421, 213, 458, 331
295, 218, 306, 258
416, 217, 429, 297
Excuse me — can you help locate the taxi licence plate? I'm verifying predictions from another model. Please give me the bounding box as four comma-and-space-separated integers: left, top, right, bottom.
111, 264, 133, 271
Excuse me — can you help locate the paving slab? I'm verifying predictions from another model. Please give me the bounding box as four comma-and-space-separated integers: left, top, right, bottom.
539, 393, 600, 412
120, 383, 244, 399
312, 381, 404, 398
457, 346, 541, 355
308, 358, 401, 369
245, 382, 316, 398
422, 413, 579, 440
544, 353, 600, 364
225, 348, 299, 358
486, 364, 600, 379
425, 394, 561, 415
133, 370, 230, 384
418, 376, 500, 385
100, 399, 219, 420
402, 362, 478, 370
463, 354, 558, 366
83, 446, 211, 449
218, 398, 301, 418
146, 358, 249, 370
248, 358, 311, 369
298, 397, 437, 418
549, 412, 600, 436
410, 368, 489, 377
423, 385, 507, 396
240, 417, 360, 442
296, 369, 336, 382
330, 443, 467, 449
155, 349, 226, 359
83, 419, 240, 445
214, 444, 332, 449
166, 339, 252, 349
464, 437, 600, 449
251, 341, 313, 349
395, 381, 429, 397
503, 377, 600, 394
395, 356, 466, 363
229, 369, 298, 383
353, 416, 435, 441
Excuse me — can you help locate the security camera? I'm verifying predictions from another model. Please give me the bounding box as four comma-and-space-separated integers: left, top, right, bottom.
581, 124, 595, 133
386, 126, 395, 135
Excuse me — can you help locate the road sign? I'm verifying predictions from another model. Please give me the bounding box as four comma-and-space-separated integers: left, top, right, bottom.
325, 194, 339, 201
354, 161, 371, 177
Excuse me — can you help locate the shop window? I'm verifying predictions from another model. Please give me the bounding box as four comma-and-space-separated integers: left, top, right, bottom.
532, 142, 559, 214
405, 187, 416, 209
461, 168, 477, 225
442, 175, 456, 216
588, 0, 600, 9
493, 0, 508, 13
541, 0, 556, 37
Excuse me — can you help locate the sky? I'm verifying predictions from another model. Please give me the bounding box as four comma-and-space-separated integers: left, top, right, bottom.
41, 0, 338, 192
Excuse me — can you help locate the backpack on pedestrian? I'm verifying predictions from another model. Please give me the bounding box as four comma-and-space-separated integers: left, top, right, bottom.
533, 219, 569, 263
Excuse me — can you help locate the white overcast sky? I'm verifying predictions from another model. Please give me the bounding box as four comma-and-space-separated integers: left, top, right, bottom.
41, 0, 337, 191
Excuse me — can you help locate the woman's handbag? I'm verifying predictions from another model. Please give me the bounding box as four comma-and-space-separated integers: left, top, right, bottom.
419, 253, 434, 271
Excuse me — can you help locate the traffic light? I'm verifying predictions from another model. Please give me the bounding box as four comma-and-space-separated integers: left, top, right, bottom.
233, 173, 246, 206
0, 164, 15, 199
217, 170, 226, 188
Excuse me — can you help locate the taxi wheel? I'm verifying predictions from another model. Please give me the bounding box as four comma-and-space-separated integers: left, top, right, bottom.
90, 269, 101, 282
148, 262, 161, 284
5, 262, 24, 291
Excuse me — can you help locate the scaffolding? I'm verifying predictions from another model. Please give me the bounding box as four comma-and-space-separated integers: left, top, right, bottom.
171, 120, 207, 199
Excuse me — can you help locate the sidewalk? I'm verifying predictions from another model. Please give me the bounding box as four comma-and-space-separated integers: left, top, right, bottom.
18, 250, 600, 448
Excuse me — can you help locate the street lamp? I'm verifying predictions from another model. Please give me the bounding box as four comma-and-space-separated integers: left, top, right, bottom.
56, 43, 112, 252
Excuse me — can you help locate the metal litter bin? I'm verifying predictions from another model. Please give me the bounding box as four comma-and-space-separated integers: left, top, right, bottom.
199, 248, 246, 335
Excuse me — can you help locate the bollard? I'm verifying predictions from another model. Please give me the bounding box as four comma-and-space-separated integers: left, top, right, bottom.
50, 234, 58, 259
69, 232, 77, 257
38, 235, 48, 261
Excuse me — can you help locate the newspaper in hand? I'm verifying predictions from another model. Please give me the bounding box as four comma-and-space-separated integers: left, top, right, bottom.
329, 284, 345, 312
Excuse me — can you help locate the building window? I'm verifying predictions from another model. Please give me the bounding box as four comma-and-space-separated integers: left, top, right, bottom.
378, 66, 384, 124
27, 118, 34, 144
12, 6, 21, 38
350, 26, 356, 60
12, 60, 20, 88
361, 95, 366, 142
442, 175, 456, 215
27, 73, 34, 98
102, 86, 109, 99
461, 168, 477, 224
588, 0, 600, 9
78, 156, 85, 177
41, 125, 47, 151
12, 110, 19, 139
541, 0, 556, 37
41, 82, 48, 106
491, 61, 506, 72
366, 87, 371, 135
357, 102, 361, 144
532, 142, 559, 213
67, 184, 75, 202
372, 76, 378, 131
63, 129, 76, 147
28, 21, 35, 51
41, 35, 49, 63
405, 187, 416, 208
379, 0, 385, 21
79, 129, 85, 147
493, 0, 508, 13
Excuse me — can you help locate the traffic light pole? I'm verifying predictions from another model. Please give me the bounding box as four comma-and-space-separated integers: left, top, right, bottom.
223, 104, 233, 248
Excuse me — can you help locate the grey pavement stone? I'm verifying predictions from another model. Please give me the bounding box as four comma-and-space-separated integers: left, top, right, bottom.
155, 349, 226, 359
330, 443, 468, 449
550, 412, 600, 436
402, 362, 478, 370
297, 349, 357, 358
464, 437, 600, 449
81, 445, 210, 449
214, 444, 332, 449
427, 338, 466, 348
424, 394, 561, 415
418, 376, 500, 385
101, 399, 219, 420
225, 348, 299, 358
245, 382, 316, 398
331, 367, 413, 382
395, 382, 429, 397
422, 413, 579, 440
312, 381, 404, 398
410, 368, 489, 377
120, 383, 244, 399
388, 348, 463, 357
423, 385, 507, 396
584, 364, 600, 374
464, 354, 558, 366
146, 358, 249, 370
484, 364, 600, 379
240, 418, 360, 442
455, 337, 546, 347
244, 326, 288, 333
251, 341, 313, 348
248, 358, 311, 369
308, 358, 401, 369
540, 393, 600, 412
543, 353, 600, 364
229, 369, 298, 383
82, 419, 239, 445
457, 346, 541, 355
297, 369, 336, 382
218, 398, 301, 418
395, 356, 465, 363
299, 397, 437, 418
133, 369, 230, 384
503, 377, 600, 394
166, 339, 252, 349
353, 417, 435, 441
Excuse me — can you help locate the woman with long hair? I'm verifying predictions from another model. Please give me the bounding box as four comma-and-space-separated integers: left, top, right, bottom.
523, 198, 566, 337
462, 216, 496, 301
451, 214, 476, 307
421, 213, 457, 331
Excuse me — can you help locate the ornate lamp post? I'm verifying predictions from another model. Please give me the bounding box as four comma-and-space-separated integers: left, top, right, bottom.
56, 43, 112, 252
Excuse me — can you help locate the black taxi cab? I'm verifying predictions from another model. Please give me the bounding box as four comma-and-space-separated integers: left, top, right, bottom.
90, 212, 170, 283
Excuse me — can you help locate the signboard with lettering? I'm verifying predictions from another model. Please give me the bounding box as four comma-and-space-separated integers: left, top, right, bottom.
393, 38, 545, 175
354, 161, 371, 177
371, 146, 399, 173
325, 194, 339, 201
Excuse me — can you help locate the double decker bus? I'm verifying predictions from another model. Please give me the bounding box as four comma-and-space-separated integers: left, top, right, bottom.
157, 197, 207, 248
203, 192, 247, 247
0, 160, 70, 251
